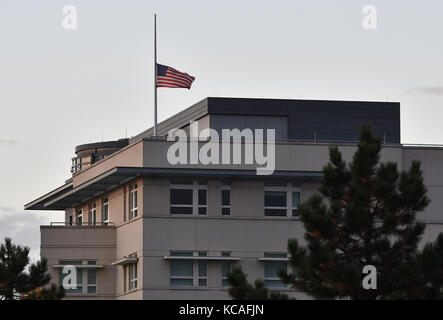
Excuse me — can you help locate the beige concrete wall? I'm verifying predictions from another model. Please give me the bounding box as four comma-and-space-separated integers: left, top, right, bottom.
142, 140, 403, 172
41, 226, 116, 299
115, 214, 144, 299
73, 140, 143, 187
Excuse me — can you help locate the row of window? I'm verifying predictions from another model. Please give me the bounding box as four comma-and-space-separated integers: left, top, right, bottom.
71, 184, 138, 225
70, 181, 302, 224
60, 253, 289, 296
170, 181, 301, 217
168, 252, 288, 289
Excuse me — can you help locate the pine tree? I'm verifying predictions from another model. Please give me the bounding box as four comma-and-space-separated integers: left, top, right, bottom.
279, 125, 443, 299
0, 237, 65, 300
227, 267, 289, 300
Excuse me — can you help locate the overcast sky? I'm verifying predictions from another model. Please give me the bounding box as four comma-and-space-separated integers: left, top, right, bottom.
0, 0, 442, 261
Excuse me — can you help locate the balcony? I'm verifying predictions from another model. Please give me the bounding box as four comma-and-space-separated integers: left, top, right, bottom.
41, 222, 116, 249
49, 221, 115, 227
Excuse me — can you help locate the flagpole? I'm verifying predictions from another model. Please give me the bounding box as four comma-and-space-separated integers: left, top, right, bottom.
154, 14, 158, 136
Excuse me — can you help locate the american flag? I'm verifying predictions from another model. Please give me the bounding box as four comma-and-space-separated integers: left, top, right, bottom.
156, 64, 195, 89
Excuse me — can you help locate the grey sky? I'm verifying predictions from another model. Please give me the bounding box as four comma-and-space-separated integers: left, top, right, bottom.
0, 0, 442, 259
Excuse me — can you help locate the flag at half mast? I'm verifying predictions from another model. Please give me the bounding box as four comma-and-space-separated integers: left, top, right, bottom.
156, 63, 195, 89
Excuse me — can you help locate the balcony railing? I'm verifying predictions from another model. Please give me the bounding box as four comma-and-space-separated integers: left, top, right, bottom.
49, 221, 115, 227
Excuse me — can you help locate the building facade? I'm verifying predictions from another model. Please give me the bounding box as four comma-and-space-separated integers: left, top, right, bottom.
25, 97, 443, 299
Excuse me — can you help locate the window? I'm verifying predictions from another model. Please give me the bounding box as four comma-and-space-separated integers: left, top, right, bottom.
77, 209, 83, 225
197, 252, 207, 287
264, 184, 301, 217
89, 203, 96, 226
87, 261, 97, 293
103, 197, 109, 225
128, 262, 138, 290
264, 254, 287, 288
170, 189, 193, 214
292, 191, 301, 217
170, 181, 207, 215
170, 252, 194, 286
264, 191, 287, 216
221, 252, 231, 287
222, 184, 231, 216
198, 189, 207, 215
59, 260, 97, 295
169, 251, 208, 287
68, 215, 73, 226
129, 184, 138, 219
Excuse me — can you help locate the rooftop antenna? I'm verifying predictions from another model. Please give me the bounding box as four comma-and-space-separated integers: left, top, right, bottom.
125, 128, 128, 139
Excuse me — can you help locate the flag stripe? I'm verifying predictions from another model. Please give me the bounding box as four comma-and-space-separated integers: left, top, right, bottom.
156, 63, 195, 89
163, 72, 193, 85
157, 79, 192, 88
158, 77, 192, 88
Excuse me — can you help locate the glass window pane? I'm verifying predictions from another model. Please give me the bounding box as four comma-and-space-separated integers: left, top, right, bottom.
59, 268, 82, 294
198, 190, 207, 205
87, 269, 96, 285
292, 209, 300, 217
264, 253, 287, 258
87, 286, 96, 294
104, 205, 109, 220
198, 279, 207, 287
198, 207, 207, 215
264, 280, 286, 288
171, 206, 193, 215
171, 251, 193, 257
77, 269, 83, 285
170, 261, 193, 277
222, 207, 231, 216
222, 279, 230, 287
198, 261, 207, 277
292, 192, 300, 208
129, 193, 133, 209
59, 260, 83, 265
265, 191, 286, 207
171, 278, 193, 286
265, 262, 287, 278
170, 189, 193, 205
265, 208, 287, 216
222, 262, 231, 276
222, 190, 230, 206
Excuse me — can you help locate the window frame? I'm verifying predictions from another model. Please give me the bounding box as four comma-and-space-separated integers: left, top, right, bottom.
264, 183, 301, 218
169, 251, 194, 287
197, 252, 208, 287
77, 209, 83, 225
263, 253, 288, 288
129, 184, 138, 219
59, 260, 97, 295
128, 262, 138, 291
169, 181, 208, 216
169, 251, 209, 287
221, 252, 232, 287
89, 203, 97, 226
221, 184, 231, 216
103, 197, 109, 225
